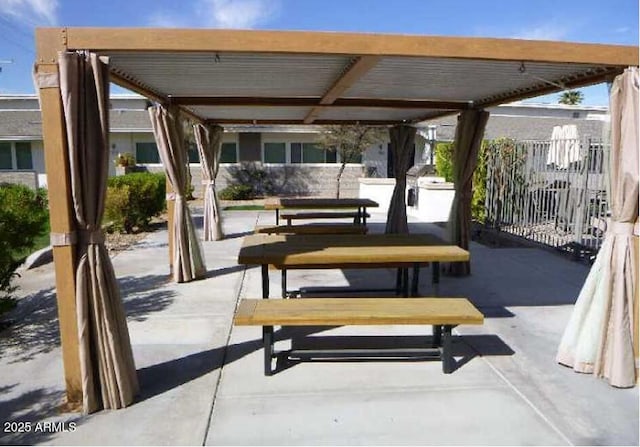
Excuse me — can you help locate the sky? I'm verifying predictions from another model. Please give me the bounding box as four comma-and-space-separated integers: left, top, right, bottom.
0, 0, 637, 105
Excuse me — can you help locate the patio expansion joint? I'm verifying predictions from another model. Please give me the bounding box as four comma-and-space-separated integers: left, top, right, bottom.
216, 384, 510, 401
201, 230, 254, 446
457, 326, 575, 446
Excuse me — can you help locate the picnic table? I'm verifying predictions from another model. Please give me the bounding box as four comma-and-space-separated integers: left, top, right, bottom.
263, 197, 379, 225
237, 233, 470, 298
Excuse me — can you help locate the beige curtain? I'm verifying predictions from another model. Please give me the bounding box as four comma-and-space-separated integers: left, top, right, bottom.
194, 124, 224, 241
385, 125, 416, 234
446, 109, 490, 276
58, 52, 138, 413
557, 67, 639, 387
149, 105, 206, 282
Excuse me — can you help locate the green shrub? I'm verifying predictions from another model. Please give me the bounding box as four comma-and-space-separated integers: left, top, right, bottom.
0, 184, 49, 304
434, 140, 489, 223
104, 172, 166, 233
219, 184, 254, 200
472, 141, 488, 223
434, 142, 454, 182
226, 162, 276, 197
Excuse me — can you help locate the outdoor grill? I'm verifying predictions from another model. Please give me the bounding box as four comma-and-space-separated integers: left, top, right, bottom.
405, 164, 434, 207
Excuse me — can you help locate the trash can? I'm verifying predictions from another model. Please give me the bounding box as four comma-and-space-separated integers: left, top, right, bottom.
407, 188, 416, 206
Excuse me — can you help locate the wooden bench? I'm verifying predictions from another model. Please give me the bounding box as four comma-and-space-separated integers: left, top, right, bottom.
279, 211, 370, 226
234, 297, 484, 375
255, 224, 368, 235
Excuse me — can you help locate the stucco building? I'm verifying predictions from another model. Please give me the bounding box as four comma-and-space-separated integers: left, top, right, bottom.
0, 94, 608, 197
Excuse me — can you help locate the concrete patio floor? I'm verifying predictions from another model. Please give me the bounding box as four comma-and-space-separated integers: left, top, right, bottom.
0, 208, 637, 446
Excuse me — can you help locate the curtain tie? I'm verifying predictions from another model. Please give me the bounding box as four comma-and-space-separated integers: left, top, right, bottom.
608, 221, 636, 235
201, 180, 216, 186
78, 229, 105, 245
50, 230, 104, 246
50, 231, 77, 247
166, 193, 184, 201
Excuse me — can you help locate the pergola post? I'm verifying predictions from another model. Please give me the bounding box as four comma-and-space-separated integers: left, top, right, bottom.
34, 29, 83, 409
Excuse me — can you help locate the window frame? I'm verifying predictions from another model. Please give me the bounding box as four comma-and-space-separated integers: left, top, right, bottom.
219, 142, 239, 164
0, 141, 33, 170
135, 141, 162, 164
262, 142, 287, 164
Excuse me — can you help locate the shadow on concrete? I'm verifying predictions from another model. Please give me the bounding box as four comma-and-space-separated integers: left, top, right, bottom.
0, 274, 176, 363
136, 337, 262, 402
0, 287, 59, 363
0, 384, 82, 446
204, 265, 246, 280
119, 274, 177, 323
223, 230, 254, 240
269, 333, 514, 375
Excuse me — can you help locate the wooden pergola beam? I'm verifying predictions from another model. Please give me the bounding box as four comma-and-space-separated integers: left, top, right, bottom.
34, 28, 83, 411
172, 96, 469, 110
57, 28, 638, 67
304, 56, 381, 124
204, 118, 400, 125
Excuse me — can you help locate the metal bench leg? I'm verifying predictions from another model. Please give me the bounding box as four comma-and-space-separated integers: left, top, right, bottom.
263, 325, 274, 376
402, 268, 409, 297
410, 263, 420, 296
442, 325, 454, 374
261, 264, 269, 299
432, 324, 442, 347
275, 209, 279, 225
432, 261, 440, 296
281, 269, 287, 298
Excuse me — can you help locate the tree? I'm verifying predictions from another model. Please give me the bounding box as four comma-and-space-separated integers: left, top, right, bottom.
317, 124, 387, 198
558, 90, 584, 105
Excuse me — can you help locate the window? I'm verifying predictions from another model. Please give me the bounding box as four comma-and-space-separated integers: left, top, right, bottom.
290, 143, 338, 163
187, 143, 200, 164
16, 142, 33, 169
0, 141, 33, 170
291, 143, 302, 164
264, 142, 286, 163
302, 143, 324, 163
135, 142, 161, 164
0, 142, 11, 169
220, 142, 238, 163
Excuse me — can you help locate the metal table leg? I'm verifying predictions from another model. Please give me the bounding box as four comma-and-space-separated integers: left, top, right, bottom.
261, 264, 269, 299
362, 207, 367, 227
263, 325, 274, 376
275, 209, 279, 225
442, 325, 454, 373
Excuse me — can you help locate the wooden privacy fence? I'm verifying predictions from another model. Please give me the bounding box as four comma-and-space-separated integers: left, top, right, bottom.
484, 138, 609, 259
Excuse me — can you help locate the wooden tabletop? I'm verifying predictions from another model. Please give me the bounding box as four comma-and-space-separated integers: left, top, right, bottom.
235, 298, 484, 326
264, 197, 379, 210
237, 233, 469, 267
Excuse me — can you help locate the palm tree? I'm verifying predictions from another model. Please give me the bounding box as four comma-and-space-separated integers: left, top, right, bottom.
559, 90, 584, 105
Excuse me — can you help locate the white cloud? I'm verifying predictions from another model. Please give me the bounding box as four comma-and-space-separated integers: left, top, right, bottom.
2, 0, 58, 26
147, 11, 190, 28
201, 0, 278, 29
148, 0, 279, 29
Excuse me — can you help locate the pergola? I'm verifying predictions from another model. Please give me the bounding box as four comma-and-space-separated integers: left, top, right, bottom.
33, 28, 638, 411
